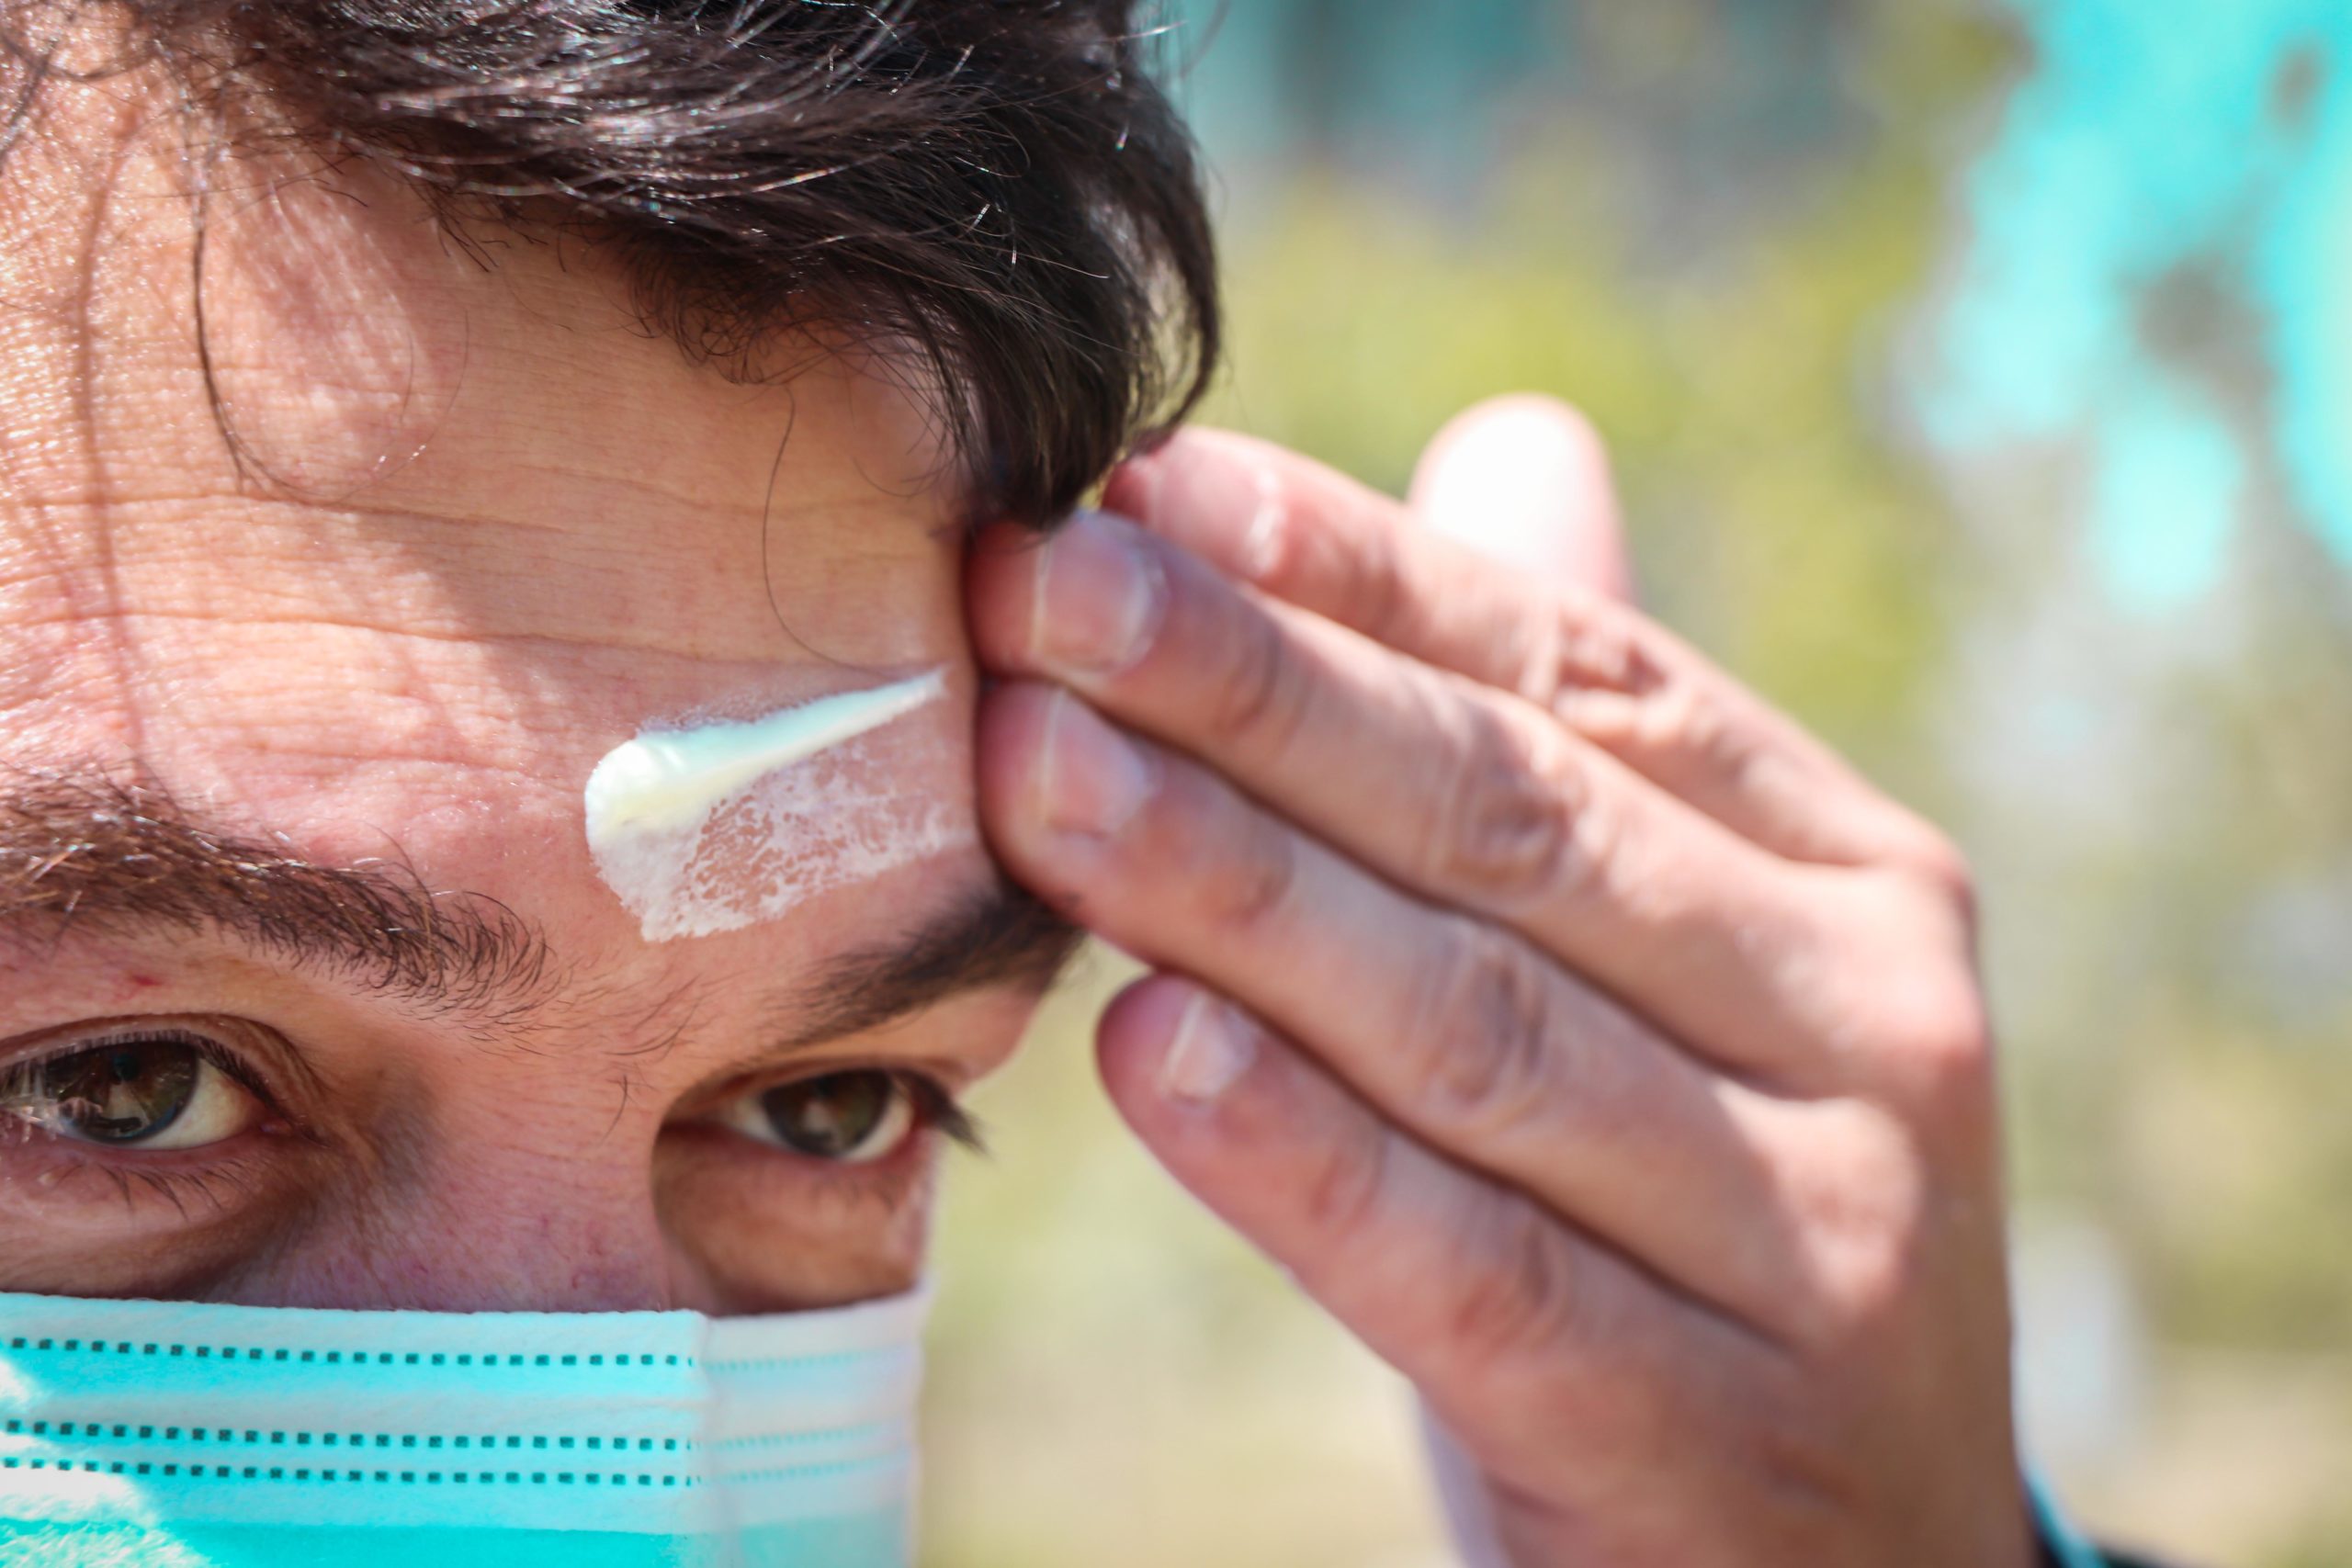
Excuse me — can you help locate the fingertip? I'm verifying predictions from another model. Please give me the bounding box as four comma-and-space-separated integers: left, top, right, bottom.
1102, 427, 1274, 579
964, 519, 1047, 670
1101, 447, 1168, 525
1103, 428, 1231, 525
1410, 394, 1609, 503
1095, 972, 1194, 1104
1097, 974, 1259, 1133
1408, 394, 1634, 603
969, 677, 1060, 845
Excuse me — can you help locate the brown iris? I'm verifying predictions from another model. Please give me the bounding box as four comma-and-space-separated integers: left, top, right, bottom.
757, 1071, 900, 1160
34, 1040, 201, 1144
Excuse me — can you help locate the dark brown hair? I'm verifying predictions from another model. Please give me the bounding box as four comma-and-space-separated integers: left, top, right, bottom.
2, 0, 1220, 525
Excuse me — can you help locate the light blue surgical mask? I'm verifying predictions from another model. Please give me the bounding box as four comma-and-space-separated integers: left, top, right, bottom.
0, 1287, 926, 1567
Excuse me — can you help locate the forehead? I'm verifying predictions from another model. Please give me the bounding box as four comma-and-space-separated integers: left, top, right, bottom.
0, 135, 978, 957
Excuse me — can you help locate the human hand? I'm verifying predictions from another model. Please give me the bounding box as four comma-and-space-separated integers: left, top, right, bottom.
966, 397, 2032, 1567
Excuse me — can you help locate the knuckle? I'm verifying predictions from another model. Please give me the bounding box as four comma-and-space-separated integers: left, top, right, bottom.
1405, 925, 1561, 1139
1301, 1119, 1392, 1244
1205, 605, 1308, 753
1625, 675, 1790, 815
1907, 998, 1996, 1103
1827, 1229, 1928, 1342
1870, 954, 1996, 1122
1646, 677, 1746, 777
1442, 1193, 1582, 1371
1336, 518, 1413, 645
1804, 1225, 1934, 1356
1781, 1108, 1931, 1345
1428, 711, 1600, 911
1834, 869, 1995, 1117
1193, 805, 1299, 936
1890, 823, 1980, 927
1532, 592, 1668, 705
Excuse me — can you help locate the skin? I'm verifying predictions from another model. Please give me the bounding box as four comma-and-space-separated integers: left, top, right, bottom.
0, 43, 2030, 1566
0, 73, 1037, 1314
967, 400, 2035, 1567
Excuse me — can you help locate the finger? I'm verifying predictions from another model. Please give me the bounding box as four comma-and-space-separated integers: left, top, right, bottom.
976, 680, 1812, 1320
1408, 394, 1634, 604
1102, 430, 1930, 869
1105, 427, 1577, 702
1096, 972, 1770, 1487
970, 514, 1849, 1077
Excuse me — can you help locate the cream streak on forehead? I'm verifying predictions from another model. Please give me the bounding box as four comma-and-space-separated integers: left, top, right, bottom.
583, 671, 966, 942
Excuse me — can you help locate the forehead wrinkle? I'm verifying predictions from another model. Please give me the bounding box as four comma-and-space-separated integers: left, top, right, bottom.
0, 761, 563, 1022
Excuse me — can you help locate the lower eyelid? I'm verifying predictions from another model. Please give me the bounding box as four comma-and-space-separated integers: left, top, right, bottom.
0, 1128, 286, 1222
666, 1111, 937, 1179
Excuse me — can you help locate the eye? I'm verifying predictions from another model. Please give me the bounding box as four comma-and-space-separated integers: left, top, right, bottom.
1, 1033, 265, 1153
714, 1069, 925, 1165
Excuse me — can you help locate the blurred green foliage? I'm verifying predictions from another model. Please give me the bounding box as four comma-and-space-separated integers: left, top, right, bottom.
922, 5, 2352, 1565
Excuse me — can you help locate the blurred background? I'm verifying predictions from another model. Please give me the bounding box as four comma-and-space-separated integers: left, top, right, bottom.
921, 3, 2352, 1564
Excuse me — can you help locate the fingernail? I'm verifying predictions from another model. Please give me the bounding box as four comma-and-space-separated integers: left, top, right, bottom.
1158, 990, 1256, 1105
1031, 510, 1165, 678
1038, 688, 1155, 839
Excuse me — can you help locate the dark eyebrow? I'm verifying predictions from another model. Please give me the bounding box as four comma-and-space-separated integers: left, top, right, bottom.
0, 763, 1084, 1039
775, 872, 1085, 1051
0, 766, 557, 1017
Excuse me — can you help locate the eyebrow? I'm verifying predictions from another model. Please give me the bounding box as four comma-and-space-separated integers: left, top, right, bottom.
0, 766, 1081, 1043
776, 869, 1082, 1049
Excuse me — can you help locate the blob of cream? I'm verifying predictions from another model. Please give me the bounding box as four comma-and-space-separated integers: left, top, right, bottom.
583, 670, 967, 942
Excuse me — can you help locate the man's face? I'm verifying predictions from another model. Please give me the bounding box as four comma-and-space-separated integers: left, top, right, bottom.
0, 90, 1058, 1313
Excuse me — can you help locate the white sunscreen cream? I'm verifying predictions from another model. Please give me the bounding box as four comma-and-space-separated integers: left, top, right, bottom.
584, 670, 964, 941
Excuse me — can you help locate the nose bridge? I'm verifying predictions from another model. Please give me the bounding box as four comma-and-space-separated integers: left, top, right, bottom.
270, 1089, 683, 1313
380, 1042, 685, 1312
398, 1150, 680, 1313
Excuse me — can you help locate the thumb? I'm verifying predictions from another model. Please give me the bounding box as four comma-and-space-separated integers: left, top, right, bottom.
1408, 394, 1636, 604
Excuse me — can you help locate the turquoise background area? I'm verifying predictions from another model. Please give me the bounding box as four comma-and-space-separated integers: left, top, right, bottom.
1164, 0, 2352, 611
1917, 0, 2352, 607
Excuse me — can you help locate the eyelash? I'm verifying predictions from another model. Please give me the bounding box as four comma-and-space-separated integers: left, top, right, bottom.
0, 1028, 287, 1142
81, 1150, 279, 1215
5, 1028, 281, 1103
893, 1073, 986, 1155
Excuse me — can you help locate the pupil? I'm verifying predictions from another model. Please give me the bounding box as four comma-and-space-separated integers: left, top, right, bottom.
38, 1041, 198, 1144
760, 1071, 890, 1158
